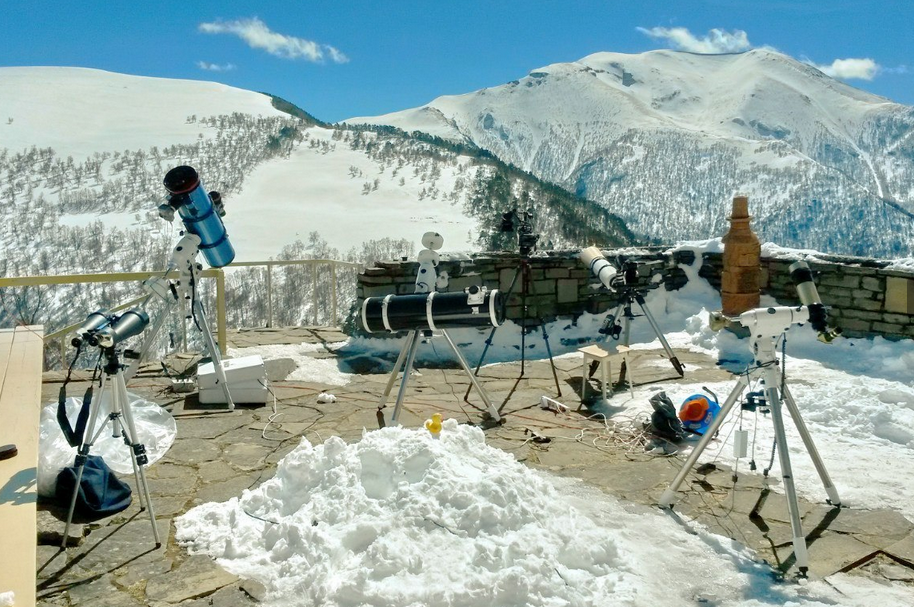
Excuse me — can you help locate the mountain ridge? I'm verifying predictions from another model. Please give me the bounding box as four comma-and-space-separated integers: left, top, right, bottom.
346, 48, 914, 257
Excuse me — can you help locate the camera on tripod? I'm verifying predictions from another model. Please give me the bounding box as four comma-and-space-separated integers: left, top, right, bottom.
500, 207, 539, 257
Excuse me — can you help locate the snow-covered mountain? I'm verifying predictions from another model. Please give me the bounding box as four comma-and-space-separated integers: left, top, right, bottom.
347, 49, 914, 257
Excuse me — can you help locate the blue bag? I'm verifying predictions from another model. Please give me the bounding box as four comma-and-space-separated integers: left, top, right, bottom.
55, 455, 133, 521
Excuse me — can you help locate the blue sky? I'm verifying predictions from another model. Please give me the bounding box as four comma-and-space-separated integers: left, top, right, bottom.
2, 1, 910, 122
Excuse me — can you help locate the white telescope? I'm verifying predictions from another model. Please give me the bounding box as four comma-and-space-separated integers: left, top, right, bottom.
580, 246, 618, 291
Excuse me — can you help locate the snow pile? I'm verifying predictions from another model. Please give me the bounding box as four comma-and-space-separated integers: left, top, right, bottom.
176, 421, 903, 606
228, 341, 354, 386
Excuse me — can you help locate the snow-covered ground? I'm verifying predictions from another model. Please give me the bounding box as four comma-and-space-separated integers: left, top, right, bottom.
182, 241, 914, 606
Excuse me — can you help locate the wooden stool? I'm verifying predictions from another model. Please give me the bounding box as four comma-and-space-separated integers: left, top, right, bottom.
617, 344, 636, 399
578, 344, 612, 409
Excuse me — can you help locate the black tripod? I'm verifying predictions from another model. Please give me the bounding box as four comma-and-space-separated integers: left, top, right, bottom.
599, 284, 684, 385
465, 254, 562, 401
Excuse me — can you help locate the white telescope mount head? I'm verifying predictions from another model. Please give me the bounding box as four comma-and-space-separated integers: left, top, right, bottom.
737, 305, 811, 367
143, 232, 204, 305
415, 231, 448, 294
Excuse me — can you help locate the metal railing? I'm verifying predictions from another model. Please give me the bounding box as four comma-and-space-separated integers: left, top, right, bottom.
0, 259, 362, 368
229, 259, 362, 328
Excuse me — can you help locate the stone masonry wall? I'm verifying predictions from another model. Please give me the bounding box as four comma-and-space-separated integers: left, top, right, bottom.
353, 249, 914, 340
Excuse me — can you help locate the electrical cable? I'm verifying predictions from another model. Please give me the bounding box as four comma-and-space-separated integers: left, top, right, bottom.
259, 380, 285, 441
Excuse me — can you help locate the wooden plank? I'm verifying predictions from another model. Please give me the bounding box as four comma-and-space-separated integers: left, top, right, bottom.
0, 325, 44, 607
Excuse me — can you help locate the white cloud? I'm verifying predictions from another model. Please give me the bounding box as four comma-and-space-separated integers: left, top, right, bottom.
197, 61, 236, 72
199, 17, 348, 64
637, 26, 751, 54
811, 57, 880, 80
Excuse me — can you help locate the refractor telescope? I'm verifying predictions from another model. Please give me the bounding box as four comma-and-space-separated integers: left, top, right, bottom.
72, 309, 150, 349
580, 247, 618, 291
711, 260, 841, 343
160, 166, 235, 268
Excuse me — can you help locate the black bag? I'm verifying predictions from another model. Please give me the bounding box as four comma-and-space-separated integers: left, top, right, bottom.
55, 455, 132, 521
647, 392, 686, 441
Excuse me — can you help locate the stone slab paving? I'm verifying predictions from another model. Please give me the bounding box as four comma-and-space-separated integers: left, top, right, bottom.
34, 327, 914, 605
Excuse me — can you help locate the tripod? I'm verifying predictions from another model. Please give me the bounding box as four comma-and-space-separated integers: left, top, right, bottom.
466, 256, 562, 401
600, 285, 684, 385
379, 329, 502, 426
659, 305, 840, 577
124, 233, 234, 410
62, 346, 161, 549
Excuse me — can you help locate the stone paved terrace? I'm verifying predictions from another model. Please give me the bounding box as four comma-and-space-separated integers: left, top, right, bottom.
34, 327, 914, 606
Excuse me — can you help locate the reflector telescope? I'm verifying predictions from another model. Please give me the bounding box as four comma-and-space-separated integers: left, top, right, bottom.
163, 166, 235, 268
362, 287, 503, 333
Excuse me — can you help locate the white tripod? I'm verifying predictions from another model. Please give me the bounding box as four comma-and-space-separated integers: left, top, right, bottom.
62, 346, 161, 548
659, 305, 840, 577
124, 233, 234, 410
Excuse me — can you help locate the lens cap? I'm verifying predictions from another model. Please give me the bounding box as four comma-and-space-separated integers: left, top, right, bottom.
0, 444, 18, 460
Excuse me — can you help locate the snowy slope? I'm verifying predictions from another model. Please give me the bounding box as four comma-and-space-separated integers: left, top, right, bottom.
228, 127, 481, 259
347, 49, 914, 257
0, 67, 287, 160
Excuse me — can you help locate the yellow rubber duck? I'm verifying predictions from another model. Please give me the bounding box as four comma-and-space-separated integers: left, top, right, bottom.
424, 413, 443, 439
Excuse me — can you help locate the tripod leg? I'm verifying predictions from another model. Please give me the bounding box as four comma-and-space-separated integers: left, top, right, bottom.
390, 330, 422, 426
465, 266, 521, 400
116, 371, 161, 547
538, 322, 562, 396
781, 384, 841, 506
618, 306, 633, 385
196, 302, 235, 411
441, 330, 501, 422
763, 368, 810, 576
659, 373, 750, 507
380, 330, 415, 410
635, 294, 684, 376
61, 373, 109, 548
464, 325, 497, 402
519, 262, 530, 377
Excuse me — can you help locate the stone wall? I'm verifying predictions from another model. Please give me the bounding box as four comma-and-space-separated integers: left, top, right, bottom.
353, 249, 914, 340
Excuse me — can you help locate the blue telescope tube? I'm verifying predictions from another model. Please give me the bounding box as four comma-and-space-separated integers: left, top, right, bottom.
163, 166, 235, 268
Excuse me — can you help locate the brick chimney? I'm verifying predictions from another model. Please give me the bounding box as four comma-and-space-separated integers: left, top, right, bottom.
721, 196, 761, 316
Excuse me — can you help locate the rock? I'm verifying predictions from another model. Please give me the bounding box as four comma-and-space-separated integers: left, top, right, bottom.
37, 509, 86, 547
145, 556, 238, 604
